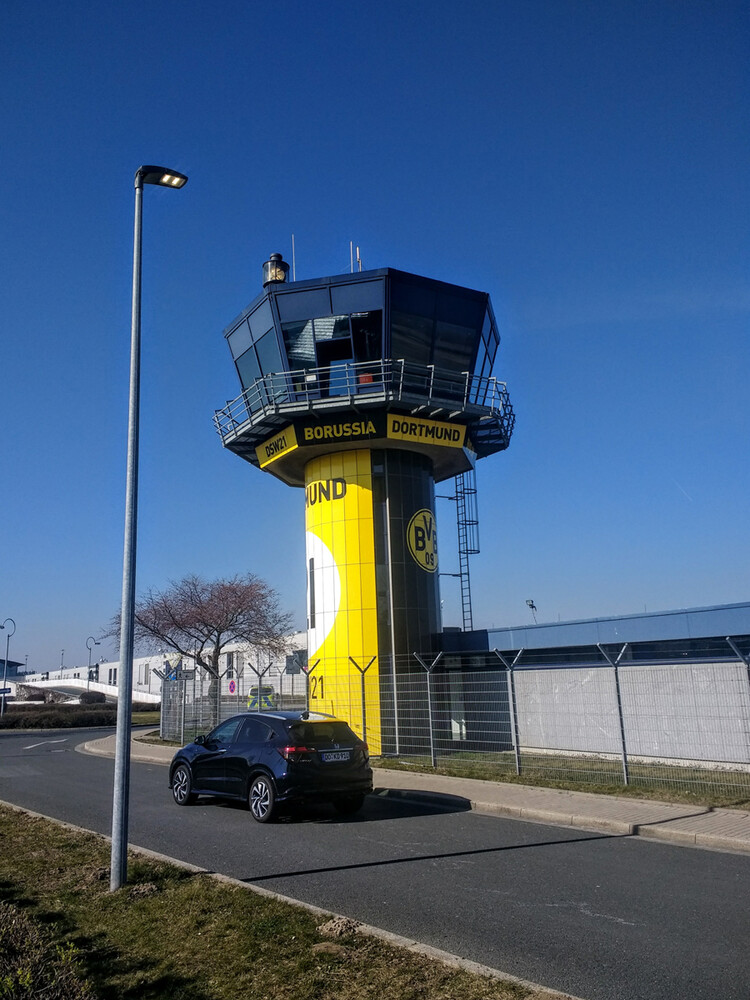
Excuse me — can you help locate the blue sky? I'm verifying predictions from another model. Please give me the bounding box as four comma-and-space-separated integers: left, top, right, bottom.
1, 0, 747, 669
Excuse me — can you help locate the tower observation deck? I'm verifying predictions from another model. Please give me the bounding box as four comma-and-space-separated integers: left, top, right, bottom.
214, 261, 514, 752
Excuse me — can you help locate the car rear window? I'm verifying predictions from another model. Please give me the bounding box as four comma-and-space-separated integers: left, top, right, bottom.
286, 721, 357, 745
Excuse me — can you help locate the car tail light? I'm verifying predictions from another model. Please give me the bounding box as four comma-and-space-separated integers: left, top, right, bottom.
277, 745, 314, 762
362, 742, 369, 762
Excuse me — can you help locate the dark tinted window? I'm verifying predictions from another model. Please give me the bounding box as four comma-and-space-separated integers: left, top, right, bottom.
286, 721, 358, 745
351, 310, 382, 363
391, 310, 432, 365
209, 717, 243, 745
255, 328, 283, 376
248, 298, 274, 341
236, 346, 261, 389
238, 718, 273, 742
433, 318, 477, 372
282, 320, 316, 369
314, 315, 350, 341
228, 319, 252, 360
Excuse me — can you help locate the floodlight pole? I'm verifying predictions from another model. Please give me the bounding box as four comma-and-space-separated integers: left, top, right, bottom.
110, 165, 187, 892
86, 635, 99, 691
1, 619, 16, 717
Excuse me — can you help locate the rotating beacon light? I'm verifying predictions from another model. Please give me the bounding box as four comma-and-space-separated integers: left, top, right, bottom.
213, 261, 514, 753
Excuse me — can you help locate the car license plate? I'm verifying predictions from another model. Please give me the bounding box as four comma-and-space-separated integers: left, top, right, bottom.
321, 751, 350, 763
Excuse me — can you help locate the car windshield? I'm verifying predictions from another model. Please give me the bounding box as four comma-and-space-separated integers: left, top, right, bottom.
287, 721, 357, 745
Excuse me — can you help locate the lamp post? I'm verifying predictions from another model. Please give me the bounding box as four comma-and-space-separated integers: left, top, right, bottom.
1, 619, 16, 717
111, 165, 188, 892
86, 636, 100, 690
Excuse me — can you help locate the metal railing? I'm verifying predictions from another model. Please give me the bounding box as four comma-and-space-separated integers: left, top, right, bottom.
213, 359, 514, 444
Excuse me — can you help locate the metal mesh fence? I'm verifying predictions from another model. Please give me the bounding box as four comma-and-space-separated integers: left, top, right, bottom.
160, 663, 308, 744
379, 651, 750, 802
160, 642, 750, 802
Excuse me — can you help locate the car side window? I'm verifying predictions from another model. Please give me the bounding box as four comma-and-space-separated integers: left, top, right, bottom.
209, 718, 243, 746
239, 719, 273, 743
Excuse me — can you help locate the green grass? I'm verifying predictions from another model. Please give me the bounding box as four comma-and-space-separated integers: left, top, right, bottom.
131, 712, 160, 727
0, 806, 559, 1000
136, 732, 181, 746
375, 752, 750, 809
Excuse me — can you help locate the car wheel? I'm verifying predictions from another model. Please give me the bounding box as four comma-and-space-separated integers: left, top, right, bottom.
333, 794, 365, 816
249, 775, 276, 823
172, 764, 196, 806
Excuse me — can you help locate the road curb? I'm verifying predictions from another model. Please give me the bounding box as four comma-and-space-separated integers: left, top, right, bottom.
372, 790, 750, 853
80, 739, 169, 766
471, 800, 635, 835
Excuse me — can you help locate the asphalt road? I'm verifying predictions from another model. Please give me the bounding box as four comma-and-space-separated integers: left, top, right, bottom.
1, 728, 748, 1000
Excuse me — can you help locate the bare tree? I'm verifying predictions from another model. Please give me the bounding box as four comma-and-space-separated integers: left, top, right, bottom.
103, 573, 293, 723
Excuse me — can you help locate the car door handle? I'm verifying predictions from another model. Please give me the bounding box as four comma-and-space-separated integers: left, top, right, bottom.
217, 748, 227, 754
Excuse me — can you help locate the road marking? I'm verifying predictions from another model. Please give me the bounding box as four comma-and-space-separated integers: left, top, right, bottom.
545, 900, 638, 926
23, 739, 69, 750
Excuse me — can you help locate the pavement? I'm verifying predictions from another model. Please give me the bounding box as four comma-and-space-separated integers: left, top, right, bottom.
83, 731, 750, 856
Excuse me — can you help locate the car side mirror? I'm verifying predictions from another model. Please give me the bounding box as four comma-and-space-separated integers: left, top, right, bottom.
194, 734, 206, 746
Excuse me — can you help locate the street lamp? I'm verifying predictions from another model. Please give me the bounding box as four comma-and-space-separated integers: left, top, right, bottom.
111, 164, 188, 892
86, 636, 100, 690
1, 619, 16, 717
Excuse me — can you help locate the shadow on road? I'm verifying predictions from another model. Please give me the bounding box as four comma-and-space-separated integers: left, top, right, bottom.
239, 830, 622, 884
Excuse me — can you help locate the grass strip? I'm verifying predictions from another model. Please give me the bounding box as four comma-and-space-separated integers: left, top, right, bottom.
0, 901, 96, 999
374, 755, 750, 809
0, 806, 566, 1000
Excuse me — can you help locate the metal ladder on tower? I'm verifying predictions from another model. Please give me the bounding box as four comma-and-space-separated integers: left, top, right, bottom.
455, 469, 480, 631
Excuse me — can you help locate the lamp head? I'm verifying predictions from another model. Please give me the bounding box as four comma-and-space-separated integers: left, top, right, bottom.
263, 252, 290, 287
136, 165, 188, 189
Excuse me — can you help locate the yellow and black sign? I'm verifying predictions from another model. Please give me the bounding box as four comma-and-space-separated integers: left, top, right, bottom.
299, 417, 380, 445
387, 415, 466, 449
257, 413, 467, 469
256, 424, 298, 468
407, 508, 438, 573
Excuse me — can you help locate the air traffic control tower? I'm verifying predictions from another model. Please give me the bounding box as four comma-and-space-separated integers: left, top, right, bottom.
214, 256, 514, 752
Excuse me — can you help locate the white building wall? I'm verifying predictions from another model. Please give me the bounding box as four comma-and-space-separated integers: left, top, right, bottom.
20, 632, 307, 705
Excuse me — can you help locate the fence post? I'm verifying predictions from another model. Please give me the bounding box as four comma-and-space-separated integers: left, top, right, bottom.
414, 652, 442, 768
246, 662, 271, 712
235, 663, 243, 714
191, 670, 196, 738
154, 667, 167, 739
726, 637, 750, 750
493, 649, 523, 775
304, 660, 320, 713
597, 643, 630, 785
726, 636, 750, 692
180, 678, 185, 746
349, 656, 375, 744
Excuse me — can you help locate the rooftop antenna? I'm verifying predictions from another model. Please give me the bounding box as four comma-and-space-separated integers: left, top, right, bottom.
291, 234, 296, 281
526, 599, 538, 624
356, 245, 362, 271
350, 241, 354, 273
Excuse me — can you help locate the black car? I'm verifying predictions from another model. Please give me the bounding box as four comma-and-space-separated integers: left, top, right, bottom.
169, 710, 373, 822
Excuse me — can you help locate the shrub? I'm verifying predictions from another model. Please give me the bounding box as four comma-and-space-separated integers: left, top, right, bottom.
79, 691, 106, 705
0, 702, 158, 729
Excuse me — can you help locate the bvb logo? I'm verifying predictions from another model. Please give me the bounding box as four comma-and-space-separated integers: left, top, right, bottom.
407, 508, 438, 573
